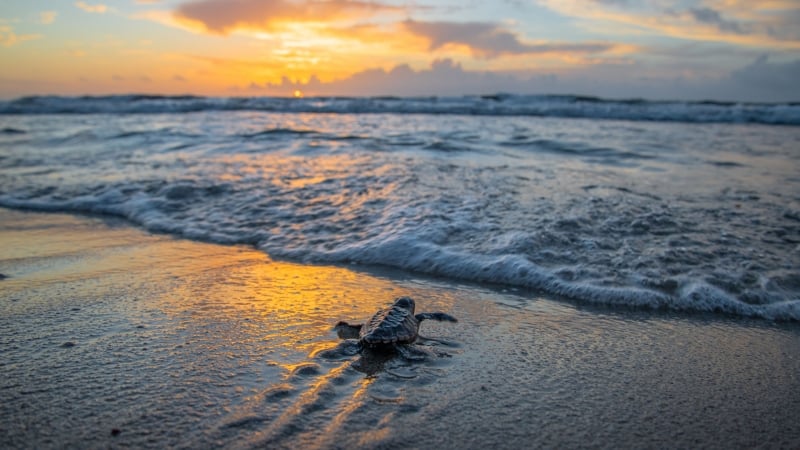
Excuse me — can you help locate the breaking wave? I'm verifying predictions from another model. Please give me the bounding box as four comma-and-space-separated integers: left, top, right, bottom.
2, 94, 799, 125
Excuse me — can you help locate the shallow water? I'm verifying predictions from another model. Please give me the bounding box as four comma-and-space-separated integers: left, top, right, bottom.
2, 209, 799, 449
1, 107, 799, 319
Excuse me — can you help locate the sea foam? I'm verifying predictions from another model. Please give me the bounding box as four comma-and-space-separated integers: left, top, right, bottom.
1, 94, 799, 125
1, 106, 798, 319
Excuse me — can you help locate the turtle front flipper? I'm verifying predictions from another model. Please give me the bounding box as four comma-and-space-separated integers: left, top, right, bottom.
414, 312, 457, 322
334, 321, 363, 339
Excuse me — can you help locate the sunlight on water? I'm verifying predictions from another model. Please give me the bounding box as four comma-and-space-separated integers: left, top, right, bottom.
1, 111, 798, 318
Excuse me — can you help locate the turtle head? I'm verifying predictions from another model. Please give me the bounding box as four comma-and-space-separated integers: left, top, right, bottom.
393, 296, 415, 313
334, 321, 362, 339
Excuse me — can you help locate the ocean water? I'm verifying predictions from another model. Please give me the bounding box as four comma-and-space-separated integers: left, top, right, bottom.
1, 95, 799, 319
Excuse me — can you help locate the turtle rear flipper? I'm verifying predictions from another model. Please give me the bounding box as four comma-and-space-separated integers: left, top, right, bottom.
415, 312, 457, 323
334, 321, 363, 339
396, 344, 432, 361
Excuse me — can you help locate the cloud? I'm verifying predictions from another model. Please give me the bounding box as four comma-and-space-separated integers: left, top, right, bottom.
688, 7, 745, 34
731, 54, 800, 91
148, 0, 621, 73
40, 11, 57, 25
537, 0, 800, 49
249, 58, 526, 96
241, 54, 800, 102
0, 25, 41, 47
403, 19, 614, 58
173, 0, 404, 34
75, 2, 108, 14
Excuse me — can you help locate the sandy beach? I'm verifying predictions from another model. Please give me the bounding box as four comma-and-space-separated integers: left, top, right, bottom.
1, 207, 799, 449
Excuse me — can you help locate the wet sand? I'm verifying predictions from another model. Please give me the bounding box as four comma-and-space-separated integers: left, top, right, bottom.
1, 207, 799, 449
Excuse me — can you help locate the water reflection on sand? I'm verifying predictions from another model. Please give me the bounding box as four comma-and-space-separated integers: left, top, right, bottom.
2, 208, 799, 449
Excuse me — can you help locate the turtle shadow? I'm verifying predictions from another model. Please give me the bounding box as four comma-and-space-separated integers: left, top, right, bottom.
316, 336, 458, 377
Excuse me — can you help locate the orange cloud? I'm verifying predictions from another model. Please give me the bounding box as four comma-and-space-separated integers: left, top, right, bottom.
164, 2, 623, 66
0, 25, 41, 47
129, 0, 640, 90
40, 11, 57, 25
173, 0, 406, 34
134, 9, 209, 34
75, 2, 108, 14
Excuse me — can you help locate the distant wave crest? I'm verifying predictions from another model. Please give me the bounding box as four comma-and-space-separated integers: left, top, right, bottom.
2, 94, 799, 125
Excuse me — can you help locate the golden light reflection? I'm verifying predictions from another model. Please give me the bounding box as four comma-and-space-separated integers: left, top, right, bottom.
7, 208, 799, 448
169, 249, 407, 353
0, 208, 461, 450
6, 211, 421, 360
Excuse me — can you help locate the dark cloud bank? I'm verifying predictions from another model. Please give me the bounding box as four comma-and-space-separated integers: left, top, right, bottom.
402, 20, 613, 57
248, 56, 800, 102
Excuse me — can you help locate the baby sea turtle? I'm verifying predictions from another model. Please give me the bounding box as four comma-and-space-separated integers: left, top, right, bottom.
334, 296, 457, 359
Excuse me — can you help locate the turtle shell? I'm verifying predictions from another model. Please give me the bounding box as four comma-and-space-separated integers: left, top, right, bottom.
359, 297, 419, 347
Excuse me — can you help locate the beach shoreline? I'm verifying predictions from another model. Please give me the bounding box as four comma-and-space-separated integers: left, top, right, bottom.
2, 207, 799, 449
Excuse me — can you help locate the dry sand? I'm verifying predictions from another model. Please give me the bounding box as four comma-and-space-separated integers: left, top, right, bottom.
1, 207, 799, 449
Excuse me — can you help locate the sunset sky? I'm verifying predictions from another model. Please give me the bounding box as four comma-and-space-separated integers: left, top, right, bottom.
1, 0, 799, 100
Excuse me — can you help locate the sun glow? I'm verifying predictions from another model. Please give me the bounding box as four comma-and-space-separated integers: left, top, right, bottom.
0, 0, 795, 100
293, 89, 304, 98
